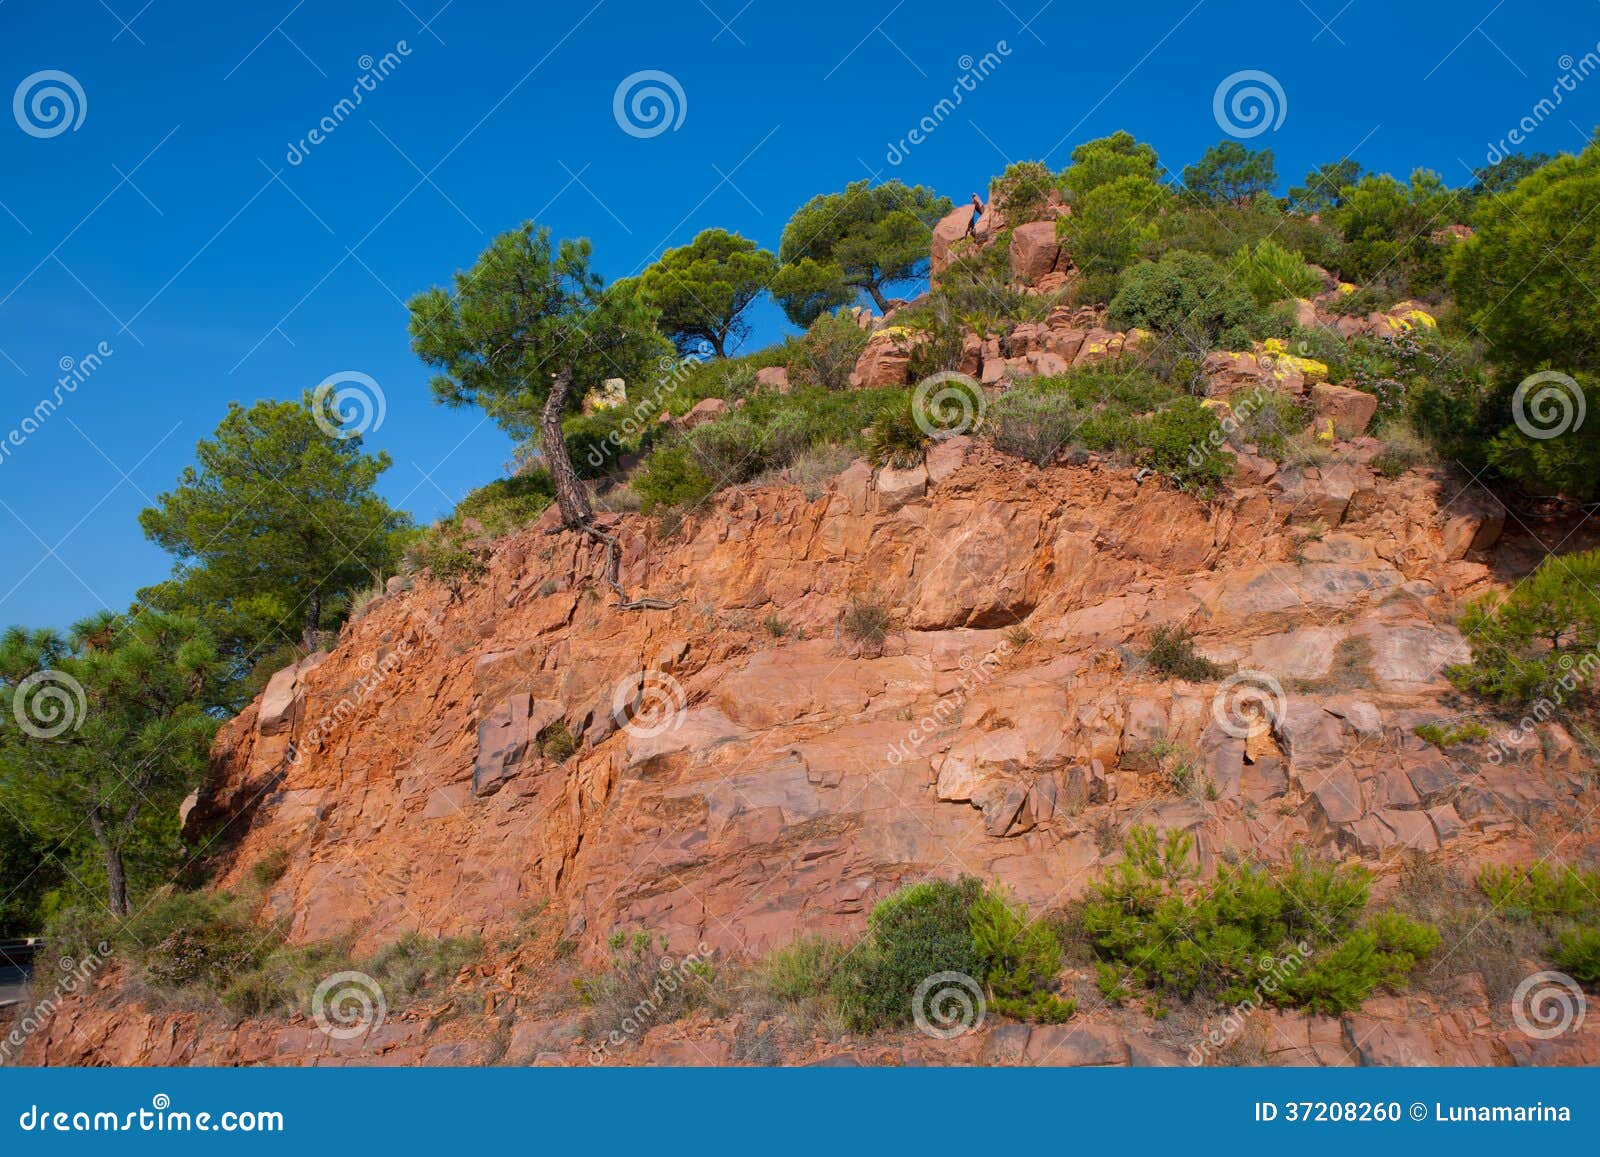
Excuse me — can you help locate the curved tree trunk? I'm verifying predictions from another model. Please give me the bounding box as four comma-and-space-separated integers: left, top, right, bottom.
540, 364, 592, 528
865, 282, 891, 313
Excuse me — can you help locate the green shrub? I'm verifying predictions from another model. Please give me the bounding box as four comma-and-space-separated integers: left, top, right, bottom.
1447, 547, 1600, 707
1413, 721, 1490, 748
969, 888, 1076, 1022
830, 877, 985, 1033
840, 597, 891, 650
541, 721, 576, 761
1107, 250, 1265, 351
250, 847, 291, 888
787, 310, 869, 390
762, 934, 849, 1003
1142, 626, 1222, 681
1136, 397, 1230, 492
989, 390, 1083, 465
451, 472, 555, 533
120, 890, 277, 992
1231, 240, 1323, 306
572, 929, 717, 1030
1554, 927, 1600, 987
1477, 864, 1600, 923
865, 395, 930, 467
1232, 390, 1311, 458
634, 445, 716, 511
1082, 827, 1437, 1013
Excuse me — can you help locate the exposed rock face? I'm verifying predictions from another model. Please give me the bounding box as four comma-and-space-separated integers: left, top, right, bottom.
25, 444, 1596, 1068
1008, 221, 1068, 284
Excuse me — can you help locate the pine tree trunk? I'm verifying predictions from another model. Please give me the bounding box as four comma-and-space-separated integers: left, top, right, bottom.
710, 333, 728, 359
541, 364, 591, 527
866, 283, 890, 313
302, 590, 322, 650
104, 848, 129, 917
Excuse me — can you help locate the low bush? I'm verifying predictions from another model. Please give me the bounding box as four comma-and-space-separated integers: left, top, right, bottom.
1555, 927, 1600, 987
865, 395, 930, 467
573, 930, 718, 1039
1082, 827, 1439, 1014
985, 390, 1103, 467
761, 934, 849, 1003
1477, 864, 1600, 923
1477, 863, 1600, 991
1142, 626, 1223, 680
1106, 250, 1268, 351
1413, 721, 1489, 748
450, 472, 554, 534
827, 876, 1075, 1033
840, 597, 891, 651
250, 847, 291, 888
787, 310, 869, 390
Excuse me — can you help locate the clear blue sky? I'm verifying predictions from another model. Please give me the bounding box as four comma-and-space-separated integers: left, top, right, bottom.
2, 0, 1596, 631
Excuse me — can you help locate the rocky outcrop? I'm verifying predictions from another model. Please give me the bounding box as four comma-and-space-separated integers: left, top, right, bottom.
24, 438, 1596, 1069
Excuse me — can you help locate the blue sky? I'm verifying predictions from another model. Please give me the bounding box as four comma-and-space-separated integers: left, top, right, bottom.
1, 0, 1597, 631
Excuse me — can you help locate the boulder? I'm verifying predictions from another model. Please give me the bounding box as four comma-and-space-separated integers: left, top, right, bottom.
679, 398, 728, 430
1009, 221, 1063, 284
1312, 382, 1379, 439
755, 366, 789, 391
